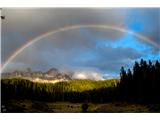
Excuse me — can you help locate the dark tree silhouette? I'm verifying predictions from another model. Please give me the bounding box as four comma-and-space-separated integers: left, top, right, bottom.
119, 59, 160, 103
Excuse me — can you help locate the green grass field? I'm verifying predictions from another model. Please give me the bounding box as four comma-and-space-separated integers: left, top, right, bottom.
2, 99, 159, 113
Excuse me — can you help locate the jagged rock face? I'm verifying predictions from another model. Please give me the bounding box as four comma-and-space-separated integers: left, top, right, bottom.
46, 68, 59, 76
1, 68, 72, 80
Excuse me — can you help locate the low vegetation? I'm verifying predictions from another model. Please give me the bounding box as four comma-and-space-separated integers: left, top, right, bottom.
3, 99, 158, 113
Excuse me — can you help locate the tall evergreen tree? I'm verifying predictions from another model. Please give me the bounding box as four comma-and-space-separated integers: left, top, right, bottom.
119, 59, 160, 103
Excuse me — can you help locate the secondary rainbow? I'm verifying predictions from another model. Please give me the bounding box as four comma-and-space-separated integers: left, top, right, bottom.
1, 24, 160, 72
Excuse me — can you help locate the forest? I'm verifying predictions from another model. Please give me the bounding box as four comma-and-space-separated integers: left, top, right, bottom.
1, 59, 160, 105
119, 59, 160, 103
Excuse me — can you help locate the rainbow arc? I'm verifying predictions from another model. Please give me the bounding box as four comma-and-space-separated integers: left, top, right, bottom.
1, 24, 159, 72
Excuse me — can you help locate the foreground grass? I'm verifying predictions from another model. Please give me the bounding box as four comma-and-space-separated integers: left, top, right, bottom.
2, 99, 159, 113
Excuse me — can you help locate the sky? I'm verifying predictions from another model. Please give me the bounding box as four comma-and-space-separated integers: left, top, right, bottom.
1, 8, 160, 79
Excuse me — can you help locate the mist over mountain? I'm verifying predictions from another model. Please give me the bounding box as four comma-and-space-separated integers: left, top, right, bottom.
1, 67, 110, 80
2, 67, 72, 80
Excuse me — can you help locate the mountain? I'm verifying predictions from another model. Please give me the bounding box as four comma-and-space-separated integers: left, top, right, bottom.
46, 68, 59, 76
1, 68, 72, 80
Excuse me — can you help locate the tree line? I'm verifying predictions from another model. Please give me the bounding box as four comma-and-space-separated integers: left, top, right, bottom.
1, 79, 118, 103
119, 59, 160, 103
1, 59, 160, 104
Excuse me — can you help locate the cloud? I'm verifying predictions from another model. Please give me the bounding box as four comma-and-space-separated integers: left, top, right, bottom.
3, 30, 143, 75
125, 8, 160, 46
2, 8, 128, 62
2, 8, 160, 78
72, 70, 105, 80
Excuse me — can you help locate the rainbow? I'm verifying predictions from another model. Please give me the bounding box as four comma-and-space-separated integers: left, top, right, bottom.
1, 24, 160, 72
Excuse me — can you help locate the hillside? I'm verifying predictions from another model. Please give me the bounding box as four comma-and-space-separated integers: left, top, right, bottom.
1, 78, 119, 103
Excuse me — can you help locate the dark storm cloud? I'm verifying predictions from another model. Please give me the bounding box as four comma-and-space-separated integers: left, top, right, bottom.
3, 29, 143, 74
75, 46, 143, 73
2, 8, 128, 62
2, 8, 160, 78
